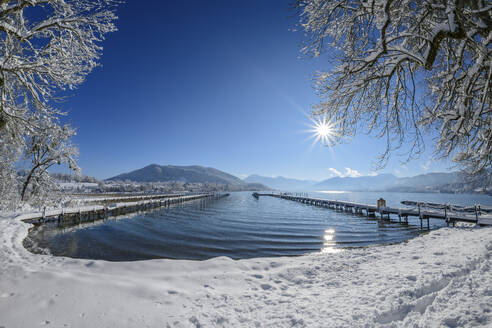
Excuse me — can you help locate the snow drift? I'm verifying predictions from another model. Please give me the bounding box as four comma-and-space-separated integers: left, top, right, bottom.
0, 216, 490, 327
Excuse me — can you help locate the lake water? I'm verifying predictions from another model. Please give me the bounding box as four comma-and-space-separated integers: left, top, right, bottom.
27, 191, 492, 261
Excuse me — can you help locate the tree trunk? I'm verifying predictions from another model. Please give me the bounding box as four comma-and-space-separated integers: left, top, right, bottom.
21, 169, 35, 201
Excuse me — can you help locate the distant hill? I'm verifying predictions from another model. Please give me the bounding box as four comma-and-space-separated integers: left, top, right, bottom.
315, 172, 474, 193
107, 164, 245, 185
315, 174, 397, 191
387, 172, 463, 192
109, 165, 489, 194
244, 171, 484, 194
244, 175, 317, 191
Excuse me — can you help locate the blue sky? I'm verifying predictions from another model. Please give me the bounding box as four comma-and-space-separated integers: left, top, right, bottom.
59, 0, 452, 181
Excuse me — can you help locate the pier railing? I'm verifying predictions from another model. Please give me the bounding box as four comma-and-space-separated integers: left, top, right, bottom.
253, 193, 492, 228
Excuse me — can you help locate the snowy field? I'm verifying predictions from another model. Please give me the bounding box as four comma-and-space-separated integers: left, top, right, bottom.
0, 215, 491, 328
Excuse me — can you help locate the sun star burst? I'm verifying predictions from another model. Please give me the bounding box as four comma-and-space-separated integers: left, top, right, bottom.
306, 115, 338, 147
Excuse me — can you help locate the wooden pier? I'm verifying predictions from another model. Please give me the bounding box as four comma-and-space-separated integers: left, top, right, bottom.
79, 193, 187, 205
17, 193, 229, 226
252, 193, 492, 228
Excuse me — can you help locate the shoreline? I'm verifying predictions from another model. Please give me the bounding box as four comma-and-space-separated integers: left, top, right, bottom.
0, 215, 491, 327
22, 191, 431, 261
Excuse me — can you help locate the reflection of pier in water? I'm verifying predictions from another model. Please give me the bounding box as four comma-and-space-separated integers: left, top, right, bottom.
18, 193, 229, 227
253, 193, 492, 229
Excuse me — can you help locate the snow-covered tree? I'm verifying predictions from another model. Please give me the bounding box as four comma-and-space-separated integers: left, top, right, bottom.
298, 0, 491, 173
0, 158, 19, 210
20, 120, 78, 201
0, 0, 118, 205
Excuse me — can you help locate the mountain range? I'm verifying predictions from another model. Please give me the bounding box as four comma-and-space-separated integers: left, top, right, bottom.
243, 172, 488, 193
243, 173, 399, 191
243, 175, 317, 190
315, 173, 397, 191
106, 164, 267, 190
105, 164, 489, 194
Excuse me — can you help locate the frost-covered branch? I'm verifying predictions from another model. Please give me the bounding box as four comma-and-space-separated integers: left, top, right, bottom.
20, 119, 79, 201
298, 0, 491, 172
0, 0, 119, 207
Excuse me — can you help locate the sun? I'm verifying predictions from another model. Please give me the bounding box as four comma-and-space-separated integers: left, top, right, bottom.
316, 121, 331, 138
306, 115, 338, 147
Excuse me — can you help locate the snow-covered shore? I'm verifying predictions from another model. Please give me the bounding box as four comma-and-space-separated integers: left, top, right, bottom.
0, 216, 491, 328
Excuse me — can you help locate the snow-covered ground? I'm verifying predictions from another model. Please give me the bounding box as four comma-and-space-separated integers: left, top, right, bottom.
0, 216, 491, 328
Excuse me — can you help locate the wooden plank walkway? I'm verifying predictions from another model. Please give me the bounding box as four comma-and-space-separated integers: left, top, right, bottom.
77, 193, 186, 205
18, 193, 229, 226
253, 193, 492, 228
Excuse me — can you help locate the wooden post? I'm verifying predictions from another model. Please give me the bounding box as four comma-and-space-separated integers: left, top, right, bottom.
444, 204, 448, 226
417, 203, 422, 228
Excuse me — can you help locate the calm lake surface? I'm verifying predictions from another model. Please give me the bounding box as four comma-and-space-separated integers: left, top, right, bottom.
28, 191, 492, 261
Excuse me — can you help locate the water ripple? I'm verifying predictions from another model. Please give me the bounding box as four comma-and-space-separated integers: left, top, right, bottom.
28, 191, 459, 261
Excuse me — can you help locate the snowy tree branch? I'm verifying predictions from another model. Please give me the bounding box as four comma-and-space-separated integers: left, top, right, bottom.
0, 0, 119, 205
298, 0, 491, 173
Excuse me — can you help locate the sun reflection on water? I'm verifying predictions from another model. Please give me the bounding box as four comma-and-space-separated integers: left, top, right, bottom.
321, 228, 342, 254
324, 228, 335, 242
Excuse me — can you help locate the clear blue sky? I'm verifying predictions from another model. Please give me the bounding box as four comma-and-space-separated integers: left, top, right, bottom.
60, 0, 452, 181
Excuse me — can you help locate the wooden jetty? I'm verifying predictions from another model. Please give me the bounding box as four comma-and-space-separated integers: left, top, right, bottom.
252, 193, 492, 228
79, 193, 187, 205
18, 193, 229, 226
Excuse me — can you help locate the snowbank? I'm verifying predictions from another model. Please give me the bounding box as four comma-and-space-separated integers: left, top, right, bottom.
0, 216, 490, 327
